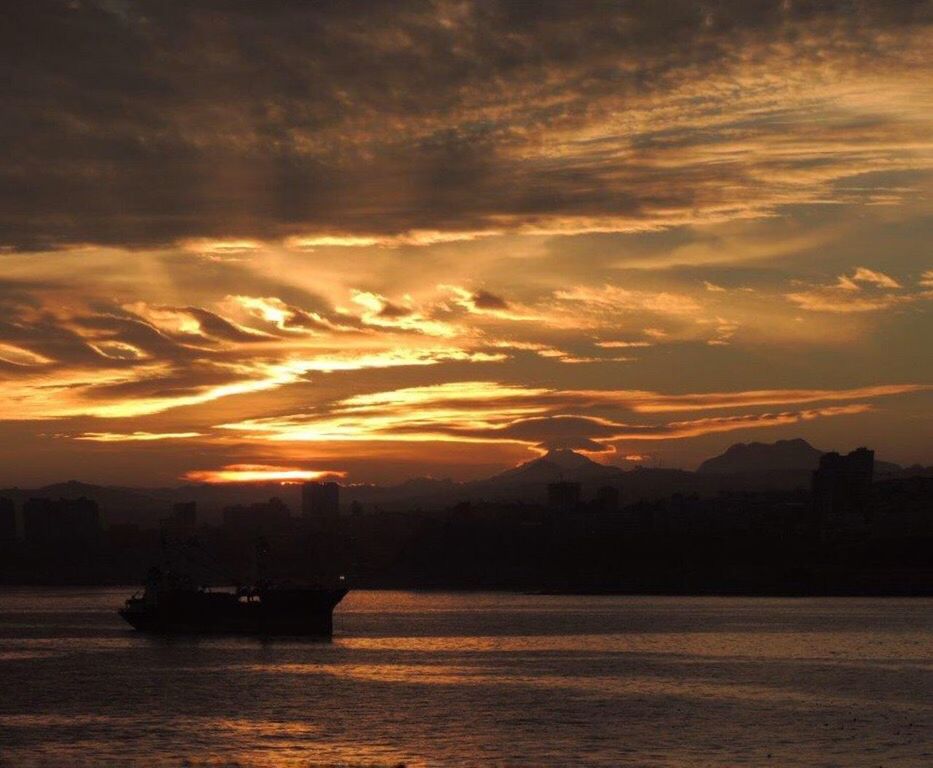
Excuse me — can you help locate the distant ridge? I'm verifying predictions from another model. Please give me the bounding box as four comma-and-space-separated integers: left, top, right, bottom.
697, 438, 824, 474
1, 441, 922, 526
697, 438, 905, 477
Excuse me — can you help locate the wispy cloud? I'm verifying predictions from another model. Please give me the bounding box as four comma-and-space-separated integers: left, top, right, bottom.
76, 431, 203, 442
555, 285, 701, 316
0, 3, 930, 482
839, 268, 902, 290
2, 2, 929, 250
787, 267, 928, 313
215, 381, 926, 455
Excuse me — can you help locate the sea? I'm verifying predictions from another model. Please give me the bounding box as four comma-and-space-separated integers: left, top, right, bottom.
0, 589, 930, 767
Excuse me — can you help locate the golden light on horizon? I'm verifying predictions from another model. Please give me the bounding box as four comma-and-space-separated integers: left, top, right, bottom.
183, 465, 347, 485
4, 7, 933, 768
0, 1, 929, 487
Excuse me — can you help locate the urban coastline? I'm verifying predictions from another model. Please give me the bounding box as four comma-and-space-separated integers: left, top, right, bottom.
0, 441, 930, 596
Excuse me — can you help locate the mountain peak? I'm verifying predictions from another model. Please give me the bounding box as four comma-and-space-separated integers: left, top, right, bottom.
490, 449, 621, 485
540, 449, 602, 471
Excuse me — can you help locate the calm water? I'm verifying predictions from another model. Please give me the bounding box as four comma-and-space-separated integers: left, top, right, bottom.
0, 590, 930, 767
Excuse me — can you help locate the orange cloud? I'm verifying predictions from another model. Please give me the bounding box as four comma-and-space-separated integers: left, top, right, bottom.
555, 285, 701, 316
75, 431, 203, 442
0, 343, 53, 367
213, 380, 925, 454
351, 290, 457, 337
590, 384, 928, 413
786, 267, 928, 313
595, 340, 654, 349
286, 230, 500, 249
839, 268, 902, 290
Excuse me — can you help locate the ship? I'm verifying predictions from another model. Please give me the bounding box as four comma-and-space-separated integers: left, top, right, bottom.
120, 566, 348, 637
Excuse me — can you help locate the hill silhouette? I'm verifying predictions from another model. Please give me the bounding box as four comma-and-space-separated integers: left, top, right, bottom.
698, 438, 905, 478
491, 449, 623, 484
697, 438, 824, 474
1, 440, 922, 525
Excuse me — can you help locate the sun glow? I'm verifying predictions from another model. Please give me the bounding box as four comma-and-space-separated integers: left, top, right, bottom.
183, 464, 347, 484
1, 1, 931, 485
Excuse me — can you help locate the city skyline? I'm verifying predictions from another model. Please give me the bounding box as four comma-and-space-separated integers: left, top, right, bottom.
1, 1, 931, 487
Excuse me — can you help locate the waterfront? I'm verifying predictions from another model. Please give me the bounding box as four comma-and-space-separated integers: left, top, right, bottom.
0, 590, 930, 767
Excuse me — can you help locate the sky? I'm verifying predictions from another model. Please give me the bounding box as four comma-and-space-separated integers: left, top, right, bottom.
1, 0, 931, 487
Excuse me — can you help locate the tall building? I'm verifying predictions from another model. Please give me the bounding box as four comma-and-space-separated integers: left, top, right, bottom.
547, 481, 582, 513
812, 447, 874, 534
172, 502, 197, 527
595, 485, 621, 513
302, 481, 340, 528
160, 501, 197, 540
0, 497, 16, 547
22, 497, 100, 548
221, 498, 291, 535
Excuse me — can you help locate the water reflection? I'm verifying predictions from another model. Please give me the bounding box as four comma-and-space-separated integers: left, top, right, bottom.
0, 589, 930, 767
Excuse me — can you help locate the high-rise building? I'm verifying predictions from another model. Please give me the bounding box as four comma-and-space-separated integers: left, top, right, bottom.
221, 498, 291, 535
172, 502, 197, 527
160, 501, 197, 540
547, 481, 581, 513
595, 485, 621, 513
0, 497, 16, 547
302, 481, 340, 528
22, 497, 100, 547
813, 447, 874, 534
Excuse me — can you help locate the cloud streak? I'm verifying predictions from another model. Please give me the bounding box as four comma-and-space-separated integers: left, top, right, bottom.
787, 266, 931, 313
1, 1, 930, 250
215, 380, 927, 455
0, 3, 930, 483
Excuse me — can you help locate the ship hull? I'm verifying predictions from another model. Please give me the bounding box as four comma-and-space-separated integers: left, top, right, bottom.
119, 587, 348, 637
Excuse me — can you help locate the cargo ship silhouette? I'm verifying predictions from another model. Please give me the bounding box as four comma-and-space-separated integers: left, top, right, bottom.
119, 536, 347, 637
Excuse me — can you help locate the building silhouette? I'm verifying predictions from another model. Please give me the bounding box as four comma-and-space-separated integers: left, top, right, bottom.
160, 501, 197, 541
2, 441, 930, 595
22, 497, 100, 548
813, 447, 874, 535
594, 485, 621, 513
547, 481, 581, 513
222, 497, 291, 535
0, 497, 15, 547
302, 482, 340, 529
172, 502, 197, 527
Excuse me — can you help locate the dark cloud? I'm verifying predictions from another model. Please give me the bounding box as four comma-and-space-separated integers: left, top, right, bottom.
73, 312, 195, 358
377, 302, 413, 319
77, 363, 253, 402
1, 0, 928, 249
478, 415, 631, 449
0, 292, 269, 382
0, 310, 102, 368
182, 307, 270, 342
472, 290, 509, 311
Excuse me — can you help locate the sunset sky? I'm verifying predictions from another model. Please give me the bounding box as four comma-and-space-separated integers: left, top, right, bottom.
1, 0, 931, 486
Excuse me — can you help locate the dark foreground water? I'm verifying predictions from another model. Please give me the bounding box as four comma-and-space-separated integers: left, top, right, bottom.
0, 590, 930, 767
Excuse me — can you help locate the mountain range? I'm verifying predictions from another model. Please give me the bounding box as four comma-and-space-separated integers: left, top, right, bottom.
1, 440, 927, 527
696, 438, 904, 476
